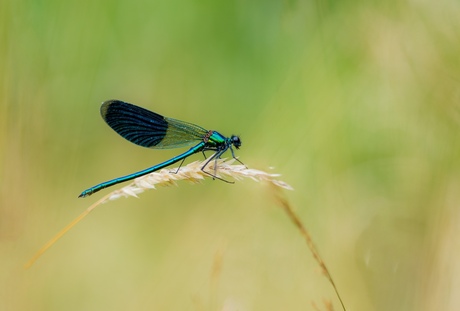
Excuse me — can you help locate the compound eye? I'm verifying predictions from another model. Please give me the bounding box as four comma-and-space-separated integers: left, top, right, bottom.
231, 135, 241, 149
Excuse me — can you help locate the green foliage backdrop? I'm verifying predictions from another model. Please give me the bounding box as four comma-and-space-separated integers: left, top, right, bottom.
1, 0, 460, 310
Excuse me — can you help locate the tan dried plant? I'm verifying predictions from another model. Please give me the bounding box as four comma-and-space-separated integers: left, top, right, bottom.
26, 158, 346, 310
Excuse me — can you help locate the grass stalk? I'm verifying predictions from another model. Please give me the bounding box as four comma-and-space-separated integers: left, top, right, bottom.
272, 184, 346, 311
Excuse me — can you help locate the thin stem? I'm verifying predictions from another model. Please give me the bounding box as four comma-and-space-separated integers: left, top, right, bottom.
272, 185, 346, 311
24, 194, 110, 269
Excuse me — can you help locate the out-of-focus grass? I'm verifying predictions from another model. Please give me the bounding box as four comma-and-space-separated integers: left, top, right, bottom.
1, 0, 460, 310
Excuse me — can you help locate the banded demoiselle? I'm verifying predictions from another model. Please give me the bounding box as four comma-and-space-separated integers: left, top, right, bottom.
78, 100, 243, 198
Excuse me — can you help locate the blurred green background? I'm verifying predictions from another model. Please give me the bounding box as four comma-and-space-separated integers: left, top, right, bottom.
1, 0, 460, 310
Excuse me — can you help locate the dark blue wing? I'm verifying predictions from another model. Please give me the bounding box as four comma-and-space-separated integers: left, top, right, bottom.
101, 100, 207, 149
